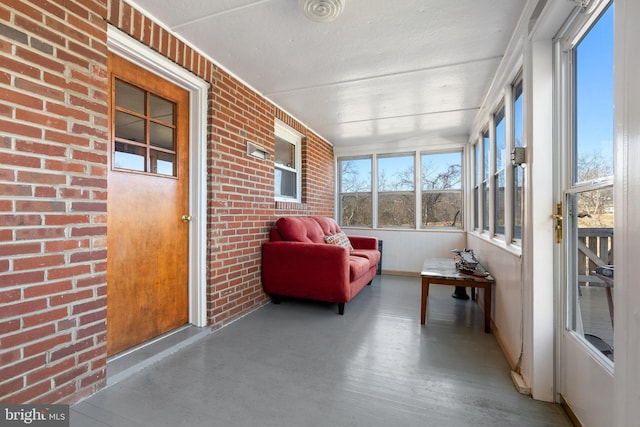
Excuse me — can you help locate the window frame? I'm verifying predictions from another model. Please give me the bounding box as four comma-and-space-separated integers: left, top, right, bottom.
336, 149, 463, 230
274, 120, 303, 202
493, 103, 507, 237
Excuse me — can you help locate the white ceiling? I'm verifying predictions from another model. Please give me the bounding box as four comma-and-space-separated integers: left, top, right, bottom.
130, 0, 527, 150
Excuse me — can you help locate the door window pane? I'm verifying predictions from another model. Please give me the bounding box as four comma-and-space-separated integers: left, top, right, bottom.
150, 94, 174, 123
567, 4, 614, 361
150, 122, 174, 150
115, 111, 145, 143
115, 79, 144, 114
574, 5, 614, 184
114, 142, 145, 172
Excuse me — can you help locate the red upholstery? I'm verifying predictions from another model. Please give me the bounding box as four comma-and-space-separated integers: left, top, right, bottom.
262, 216, 380, 314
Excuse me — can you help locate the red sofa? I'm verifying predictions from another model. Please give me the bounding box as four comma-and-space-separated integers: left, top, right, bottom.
262, 216, 380, 314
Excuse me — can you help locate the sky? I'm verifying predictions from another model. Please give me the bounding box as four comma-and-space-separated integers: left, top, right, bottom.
575, 3, 614, 168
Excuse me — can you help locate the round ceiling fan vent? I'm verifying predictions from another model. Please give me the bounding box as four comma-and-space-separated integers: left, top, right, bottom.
299, 0, 345, 22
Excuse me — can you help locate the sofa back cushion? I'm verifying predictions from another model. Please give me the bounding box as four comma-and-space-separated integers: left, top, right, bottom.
310, 216, 342, 236
275, 216, 326, 243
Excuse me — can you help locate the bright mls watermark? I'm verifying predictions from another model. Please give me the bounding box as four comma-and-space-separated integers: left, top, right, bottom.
1, 405, 69, 426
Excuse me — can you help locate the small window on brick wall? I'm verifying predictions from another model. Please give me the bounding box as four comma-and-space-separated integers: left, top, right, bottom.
274, 120, 302, 202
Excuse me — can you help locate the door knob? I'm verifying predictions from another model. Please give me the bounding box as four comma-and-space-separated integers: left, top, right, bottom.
181, 215, 192, 223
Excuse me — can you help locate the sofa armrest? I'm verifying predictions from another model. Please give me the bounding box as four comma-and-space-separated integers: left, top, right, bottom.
348, 235, 378, 250
262, 241, 351, 301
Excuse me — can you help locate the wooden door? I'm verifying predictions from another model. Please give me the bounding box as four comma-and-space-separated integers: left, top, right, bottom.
106, 54, 190, 356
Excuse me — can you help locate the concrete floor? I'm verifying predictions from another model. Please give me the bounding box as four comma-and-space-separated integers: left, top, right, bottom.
71, 275, 573, 427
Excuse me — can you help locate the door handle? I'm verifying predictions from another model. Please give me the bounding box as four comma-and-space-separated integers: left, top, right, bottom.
181, 215, 192, 223
552, 203, 562, 243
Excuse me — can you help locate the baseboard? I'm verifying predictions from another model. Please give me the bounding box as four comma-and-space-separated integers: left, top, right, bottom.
381, 270, 420, 277
510, 370, 532, 395
559, 395, 583, 427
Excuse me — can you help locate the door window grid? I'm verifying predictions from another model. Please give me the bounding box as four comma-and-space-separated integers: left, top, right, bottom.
112, 78, 177, 177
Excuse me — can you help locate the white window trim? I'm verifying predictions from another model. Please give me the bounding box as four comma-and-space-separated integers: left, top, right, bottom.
107, 26, 209, 327
274, 119, 303, 203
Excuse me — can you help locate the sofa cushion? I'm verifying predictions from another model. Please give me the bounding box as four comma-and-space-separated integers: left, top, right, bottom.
311, 216, 342, 236
349, 255, 371, 281
276, 216, 325, 243
351, 249, 380, 267
324, 231, 354, 251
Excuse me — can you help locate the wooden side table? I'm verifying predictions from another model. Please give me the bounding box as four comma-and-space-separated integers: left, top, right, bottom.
420, 258, 495, 333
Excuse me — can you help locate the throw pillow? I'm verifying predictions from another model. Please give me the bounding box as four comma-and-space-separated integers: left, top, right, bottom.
324, 231, 354, 252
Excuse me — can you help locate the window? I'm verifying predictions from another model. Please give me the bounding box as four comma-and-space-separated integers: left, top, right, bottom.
378, 154, 415, 228
494, 105, 506, 236
113, 79, 177, 177
421, 152, 462, 228
274, 121, 302, 201
338, 157, 372, 226
513, 78, 524, 241
482, 129, 490, 232
473, 143, 480, 230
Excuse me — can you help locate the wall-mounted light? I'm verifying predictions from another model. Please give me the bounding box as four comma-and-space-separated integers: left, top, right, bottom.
247, 142, 270, 160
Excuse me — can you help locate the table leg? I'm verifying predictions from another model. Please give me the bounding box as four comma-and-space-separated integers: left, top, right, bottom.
421, 279, 429, 325
484, 285, 492, 333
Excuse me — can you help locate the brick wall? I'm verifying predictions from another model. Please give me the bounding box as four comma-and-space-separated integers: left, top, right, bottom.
1, 0, 335, 404
0, 0, 109, 404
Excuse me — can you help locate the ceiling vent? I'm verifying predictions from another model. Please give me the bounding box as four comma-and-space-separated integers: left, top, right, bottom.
299, 0, 345, 22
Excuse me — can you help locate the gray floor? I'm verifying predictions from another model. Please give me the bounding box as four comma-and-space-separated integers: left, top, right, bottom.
71, 275, 573, 427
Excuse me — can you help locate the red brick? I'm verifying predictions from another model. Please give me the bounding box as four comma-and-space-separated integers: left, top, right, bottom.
49, 289, 93, 307
0, 271, 45, 288
44, 159, 87, 175
72, 297, 106, 316
45, 129, 90, 147
71, 226, 107, 237
0, 183, 33, 197
23, 306, 69, 328
14, 77, 65, 102
47, 264, 91, 280
69, 249, 106, 263
15, 227, 66, 241
34, 186, 57, 198
0, 289, 21, 305
44, 239, 89, 253
0, 377, 25, 400
0, 242, 41, 257
13, 254, 63, 271
76, 321, 106, 340
0, 319, 20, 335
24, 280, 73, 299
17, 170, 66, 185
14, 15, 65, 47
71, 202, 106, 213
26, 357, 75, 386
49, 338, 93, 363
0, 214, 42, 227
16, 109, 68, 131
0, 118, 42, 138
0, 324, 54, 350
4, 380, 51, 404
15, 199, 66, 212
54, 365, 88, 388
23, 333, 72, 358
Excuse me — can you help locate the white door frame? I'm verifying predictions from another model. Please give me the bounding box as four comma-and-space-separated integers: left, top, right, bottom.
107, 26, 209, 327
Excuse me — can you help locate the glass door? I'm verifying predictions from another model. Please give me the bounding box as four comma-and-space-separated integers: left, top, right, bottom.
556, 2, 615, 425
